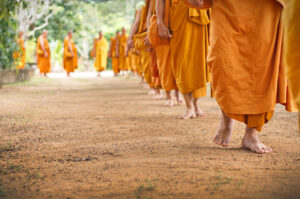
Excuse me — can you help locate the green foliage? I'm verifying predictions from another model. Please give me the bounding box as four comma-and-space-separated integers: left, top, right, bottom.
0, 0, 27, 69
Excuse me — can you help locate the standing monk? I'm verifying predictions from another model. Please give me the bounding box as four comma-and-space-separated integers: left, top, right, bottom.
183, 0, 297, 153
94, 31, 108, 77
14, 31, 26, 69
283, 0, 300, 131
109, 31, 120, 76
156, 0, 210, 119
63, 31, 78, 77
117, 28, 130, 77
37, 30, 51, 77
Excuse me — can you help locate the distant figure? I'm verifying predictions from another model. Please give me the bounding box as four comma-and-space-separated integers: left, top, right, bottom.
94, 31, 108, 77
14, 31, 26, 69
117, 27, 129, 77
63, 31, 78, 77
109, 31, 120, 76
37, 30, 51, 77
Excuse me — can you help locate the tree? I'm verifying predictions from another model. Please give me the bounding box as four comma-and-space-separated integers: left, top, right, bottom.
15, 0, 54, 41
0, 0, 27, 69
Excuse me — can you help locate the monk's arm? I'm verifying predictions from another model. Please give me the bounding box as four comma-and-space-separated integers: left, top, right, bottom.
127, 8, 142, 52
147, 0, 154, 29
39, 37, 48, 57
156, 0, 172, 39
68, 40, 74, 57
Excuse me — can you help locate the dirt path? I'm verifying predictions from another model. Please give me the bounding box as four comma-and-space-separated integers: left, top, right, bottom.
0, 76, 299, 199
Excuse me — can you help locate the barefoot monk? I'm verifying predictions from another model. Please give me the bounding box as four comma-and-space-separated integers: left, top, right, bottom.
63, 31, 78, 77
37, 30, 51, 77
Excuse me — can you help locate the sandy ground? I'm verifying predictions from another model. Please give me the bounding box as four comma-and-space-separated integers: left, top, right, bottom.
0, 75, 299, 199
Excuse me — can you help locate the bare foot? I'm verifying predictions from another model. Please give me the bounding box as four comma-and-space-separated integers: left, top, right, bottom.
213, 111, 233, 147
164, 100, 174, 107
195, 110, 206, 117
178, 109, 196, 120
153, 94, 163, 100
241, 128, 272, 154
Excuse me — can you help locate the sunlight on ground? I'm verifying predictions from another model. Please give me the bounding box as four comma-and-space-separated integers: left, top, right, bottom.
46, 70, 114, 78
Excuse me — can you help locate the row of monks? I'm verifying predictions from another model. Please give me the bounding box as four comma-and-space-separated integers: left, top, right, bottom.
123, 0, 300, 154
14, 31, 111, 77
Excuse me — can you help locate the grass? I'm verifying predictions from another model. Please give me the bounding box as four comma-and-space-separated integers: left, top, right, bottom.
135, 179, 157, 199
209, 173, 233, 191
0, 143, 14, 153
4, 76, 53, 87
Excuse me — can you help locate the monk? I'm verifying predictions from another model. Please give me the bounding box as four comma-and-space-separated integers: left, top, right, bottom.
181, 0, 297, 153
127, 5, 152, 88
283, 0, 300, 131
109, 31, 120, 76
148, 0, 182, 107
14, 31, 26, 69
63, 31, 78, 77
37, 30, 51, 77
117, 27, 130, 77
93, 31, 108, 77
156, 0, 210, 118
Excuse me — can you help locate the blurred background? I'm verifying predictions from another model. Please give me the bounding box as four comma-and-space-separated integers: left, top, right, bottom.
0, 0, 144, 72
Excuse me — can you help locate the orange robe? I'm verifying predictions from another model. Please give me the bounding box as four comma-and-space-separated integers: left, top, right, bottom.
156, 46, 177, 92
37, 36, 51, 74
94, 37, 108, 72
118, 34, 129, 71
140, 50, 153, 87
63, 36, 78, 73
283, 0, 300, 131
14, 38, 26, 69
170, 0, 210, 98
110, 36, 119, 74
207, 0, 297, 131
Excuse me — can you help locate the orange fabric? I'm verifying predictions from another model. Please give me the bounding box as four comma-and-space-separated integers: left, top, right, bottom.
110, 36, 119, 74
91, 38, 97, 58
148, 0, 170, 47
283, 0, 300, 132
226, 112, 274, 132
155, 46, 177, 92
170, 0, 210, 96
14, 38, 26, 69
63, 36, 78, 73
207, 0, 297, 116
140, 50, 153, 87
118, 34, 129, 71
150, 49, 161, 88
37, 36, 51, 74
94, 37, 108, 72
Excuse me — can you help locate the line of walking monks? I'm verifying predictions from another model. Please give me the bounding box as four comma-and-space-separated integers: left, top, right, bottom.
13, 0, 300, 154
14, 30, 111, 77
124, 0, 300, 154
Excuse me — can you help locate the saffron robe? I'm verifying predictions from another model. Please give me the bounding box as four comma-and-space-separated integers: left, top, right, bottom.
63, 36, 78, 73
94, 37, 108, 72
14, 38, 26, 69
37, 36, 51, 74
110, 36, 119, 74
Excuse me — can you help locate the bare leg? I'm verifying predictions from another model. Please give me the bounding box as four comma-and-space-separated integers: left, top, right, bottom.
194, 98, 206, 117
164, 91, 174, 107
175, 90, 183, 105
179, 92, 195, 119
44, 73, 47, 77
241, 127, 272, 154
148, 87, 156, 95
67, 72, 70, 77
213, 110, 233, 147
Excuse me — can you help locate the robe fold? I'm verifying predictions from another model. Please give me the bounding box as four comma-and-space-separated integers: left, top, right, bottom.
37, 36, 51, 74
150, 49, 161, 88
155, 46, 177, 92
110, 36, 119, 74
63, 36, 78, 73
207, 0, 297, 131
283, 0, 300, 131
141, 50, 154, 87
170, 0, 210, 96
94, 37, 108, 72
14, 38, 26, 69
118, 34, 129, 71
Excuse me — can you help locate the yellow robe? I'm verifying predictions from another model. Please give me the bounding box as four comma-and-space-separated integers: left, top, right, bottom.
118, 34, 129, 71
170, 0, 210, 98
110, 36, 119, 74
140, 50, 153, 87
14, 38, 26, 69
37, 36, 51, 74
283, 0, 300, 131
63, 36, 78, 73
94, 37, 108, 72
207, 0, 297, 131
